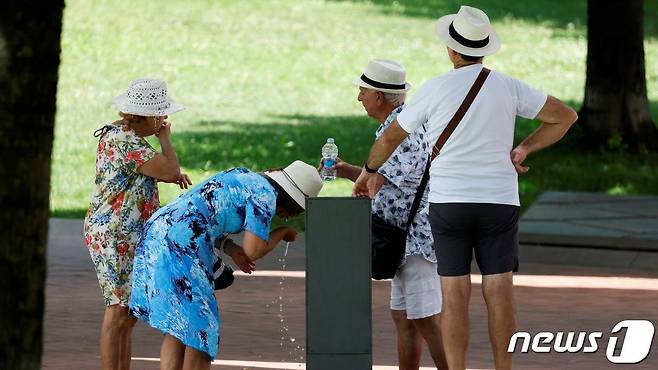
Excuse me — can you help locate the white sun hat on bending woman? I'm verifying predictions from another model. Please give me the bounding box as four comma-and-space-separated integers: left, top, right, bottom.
264, 160, 323, 210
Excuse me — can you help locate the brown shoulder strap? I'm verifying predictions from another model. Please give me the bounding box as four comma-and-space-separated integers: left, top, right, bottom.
430, 67, 490, 161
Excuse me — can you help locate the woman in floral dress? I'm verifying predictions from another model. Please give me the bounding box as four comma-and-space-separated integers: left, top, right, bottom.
130, 161, 322, 369
84, 78, 191, 370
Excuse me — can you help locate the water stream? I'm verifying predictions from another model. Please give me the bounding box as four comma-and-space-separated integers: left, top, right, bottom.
276, 241, 305, 363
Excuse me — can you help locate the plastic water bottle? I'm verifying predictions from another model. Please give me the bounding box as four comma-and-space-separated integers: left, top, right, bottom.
321, 138, 338, 181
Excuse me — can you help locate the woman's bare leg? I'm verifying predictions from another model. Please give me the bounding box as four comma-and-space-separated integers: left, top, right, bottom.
100, 305, 133, 370
182, 346, 211, 370
160, 335, 185, 370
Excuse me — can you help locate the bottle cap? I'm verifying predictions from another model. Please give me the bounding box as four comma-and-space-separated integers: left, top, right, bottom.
327, 138, 334, 143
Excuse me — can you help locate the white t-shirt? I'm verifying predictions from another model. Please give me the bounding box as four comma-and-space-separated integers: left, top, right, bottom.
397, 64, 547, 206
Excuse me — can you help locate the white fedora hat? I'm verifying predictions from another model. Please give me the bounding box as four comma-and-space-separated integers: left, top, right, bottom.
264, 160, 323, 210
435, 6, 500, 57
352, 59, 411, 94
113, 78, 184, 116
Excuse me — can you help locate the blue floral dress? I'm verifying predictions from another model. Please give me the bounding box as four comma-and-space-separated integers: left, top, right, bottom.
130, 168, 276, 358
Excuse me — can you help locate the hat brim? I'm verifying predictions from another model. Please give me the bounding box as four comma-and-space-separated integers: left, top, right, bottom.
435, 14, 500, 57
263, 171, 307, 210
113, 93, 185, 116
352, 78, 412, 94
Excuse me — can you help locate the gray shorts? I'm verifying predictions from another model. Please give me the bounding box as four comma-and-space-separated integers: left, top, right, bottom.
390, 256, 442, 319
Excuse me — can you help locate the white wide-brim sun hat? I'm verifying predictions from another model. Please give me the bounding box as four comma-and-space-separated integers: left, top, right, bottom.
113, 78, 184, 116
352, 59, 411, 94
264, 160, 323, 210
435, 6, 500, 57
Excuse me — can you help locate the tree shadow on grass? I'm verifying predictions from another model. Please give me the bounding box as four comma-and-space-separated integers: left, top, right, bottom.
514, 99, 658, 149
52, 98, 657, 219
51, 115, 379, 221
329, 0, 658, 39
51, 208, 87, 219
55, 97, 658, 220
176, 106, 658, 216
172, 114, 379, 173
170, 114, 380, 229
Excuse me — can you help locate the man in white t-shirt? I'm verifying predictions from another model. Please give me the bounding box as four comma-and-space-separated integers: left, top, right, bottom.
353, 6, 578, 370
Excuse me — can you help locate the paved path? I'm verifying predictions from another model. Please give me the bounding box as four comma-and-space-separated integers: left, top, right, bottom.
43, 218, 658, 369
519, 191, 658, 271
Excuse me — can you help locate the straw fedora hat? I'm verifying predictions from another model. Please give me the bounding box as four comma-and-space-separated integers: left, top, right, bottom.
352, 59, 411, 94
113, 78, 184, 116
435, 6, 500, 57
264, 161, 323, 210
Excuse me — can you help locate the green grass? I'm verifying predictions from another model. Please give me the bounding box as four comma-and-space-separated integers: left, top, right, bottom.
52, 0, 658, 221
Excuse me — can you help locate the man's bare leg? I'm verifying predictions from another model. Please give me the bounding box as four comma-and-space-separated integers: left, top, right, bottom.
413, 313, 448, 369
440, 275, 471, 370
391, 309, 423, 369
482, 272, 516, 370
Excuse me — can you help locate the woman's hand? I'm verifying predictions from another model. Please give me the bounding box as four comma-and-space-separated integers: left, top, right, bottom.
175, 173, 193, 189
275, 226, 297, 242
159, 172, 192, 189
155, 121, 171, 140
271, 226, 297, 242
226, 244, 256, 274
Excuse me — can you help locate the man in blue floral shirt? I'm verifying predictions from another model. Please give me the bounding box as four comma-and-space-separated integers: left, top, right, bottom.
328, 59, 446, 369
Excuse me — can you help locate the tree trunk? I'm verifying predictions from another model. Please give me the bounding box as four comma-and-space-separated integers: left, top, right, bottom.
579, 0, 657, 152
0, 1, 64, 369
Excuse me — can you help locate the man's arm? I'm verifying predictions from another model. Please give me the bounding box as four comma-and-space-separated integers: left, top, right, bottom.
353, 118, 409, 197
511, 96, 578, 173
330, 159, 362, 182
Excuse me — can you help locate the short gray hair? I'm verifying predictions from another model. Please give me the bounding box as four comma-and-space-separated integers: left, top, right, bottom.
382, 92, 406, 106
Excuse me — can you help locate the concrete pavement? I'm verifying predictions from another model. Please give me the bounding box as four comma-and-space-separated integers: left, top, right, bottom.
43, 212, 658, 369
520, 191, 658, 271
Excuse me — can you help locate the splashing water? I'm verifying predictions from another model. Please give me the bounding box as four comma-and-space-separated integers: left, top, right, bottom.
272, 241, 305, 362
277, 242, 289, 358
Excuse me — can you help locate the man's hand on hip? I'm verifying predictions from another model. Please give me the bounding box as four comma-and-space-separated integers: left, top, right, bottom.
511, 146, 529, 173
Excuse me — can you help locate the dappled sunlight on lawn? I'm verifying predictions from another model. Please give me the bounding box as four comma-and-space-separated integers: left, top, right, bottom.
51, 0, 658, 218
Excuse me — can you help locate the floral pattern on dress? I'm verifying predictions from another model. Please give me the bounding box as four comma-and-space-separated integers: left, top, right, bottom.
83, 123, 158, 306
372, 106, 436, 264
130, 168, 276, 359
